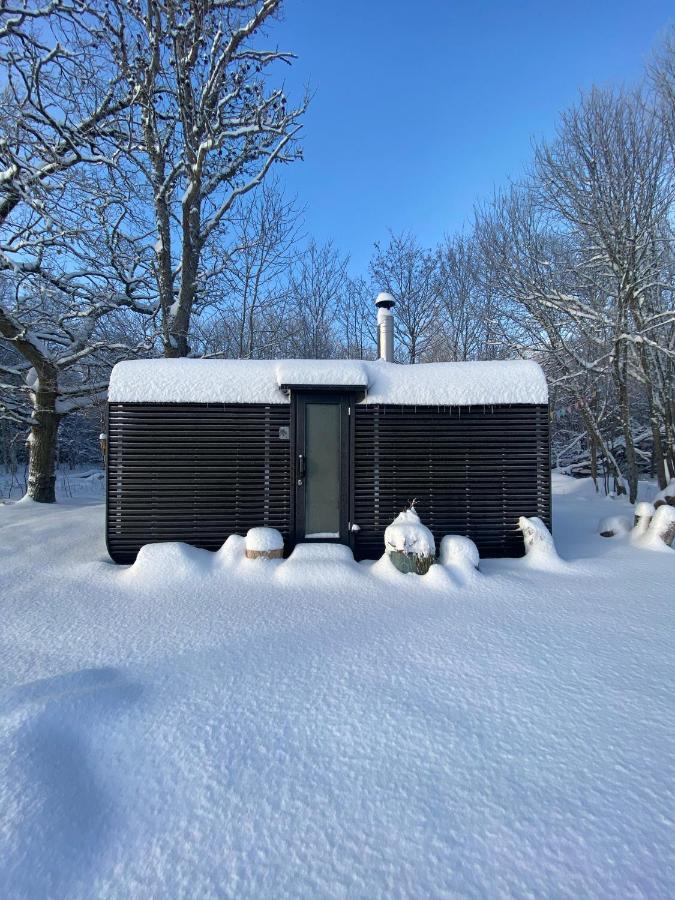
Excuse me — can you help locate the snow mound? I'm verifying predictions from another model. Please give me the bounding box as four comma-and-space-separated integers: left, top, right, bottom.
245, 527, 284, 553
285, 543, 355, 564
275, 359, 368, 389
215, 534, 246, 565
653, 478, 675, 507
631, 502, 655, 538
518, 516, 563, 569
125, 541, 211, 581
439, 535, 479, 570
2, 474, 675, 896
636, 505, 675, 552
384, 507, 435, 557
598, 515, 632, 538
108, 358, 548, 406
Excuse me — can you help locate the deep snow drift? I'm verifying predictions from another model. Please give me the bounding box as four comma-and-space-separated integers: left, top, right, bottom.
1, 475, 673, 898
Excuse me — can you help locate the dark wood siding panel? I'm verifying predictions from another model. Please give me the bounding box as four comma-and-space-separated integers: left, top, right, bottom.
107, 403, 291, 563
352, 404, 550, 560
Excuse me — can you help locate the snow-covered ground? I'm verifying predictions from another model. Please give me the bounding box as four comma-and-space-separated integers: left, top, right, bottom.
1, 474, 673, 898
0, 466, 105, 502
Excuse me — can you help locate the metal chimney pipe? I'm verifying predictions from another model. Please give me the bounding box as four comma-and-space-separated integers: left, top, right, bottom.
375, 292, 395, 362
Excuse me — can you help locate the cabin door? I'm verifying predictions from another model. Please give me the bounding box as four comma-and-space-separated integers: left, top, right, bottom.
293, 392, 351, 545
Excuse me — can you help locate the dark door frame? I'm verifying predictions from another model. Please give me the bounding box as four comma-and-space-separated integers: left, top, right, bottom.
290, 390, 354, 549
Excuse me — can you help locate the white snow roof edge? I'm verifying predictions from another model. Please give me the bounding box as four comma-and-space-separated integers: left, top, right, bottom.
108, 358, 548, 406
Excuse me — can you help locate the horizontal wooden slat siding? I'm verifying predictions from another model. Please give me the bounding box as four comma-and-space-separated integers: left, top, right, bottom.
107, 403, 291, 563
352, 404, 550, 559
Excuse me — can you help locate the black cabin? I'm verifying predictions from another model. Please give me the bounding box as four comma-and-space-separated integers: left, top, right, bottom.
106, 355, 550, 564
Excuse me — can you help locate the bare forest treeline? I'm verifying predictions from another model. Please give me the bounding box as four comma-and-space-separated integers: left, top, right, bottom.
0, 3, 673, 501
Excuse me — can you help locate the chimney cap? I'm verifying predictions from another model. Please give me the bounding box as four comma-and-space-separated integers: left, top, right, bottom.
375, 291, 395, 309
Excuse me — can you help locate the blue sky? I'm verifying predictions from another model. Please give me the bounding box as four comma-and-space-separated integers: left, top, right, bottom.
271, 0, 673, 273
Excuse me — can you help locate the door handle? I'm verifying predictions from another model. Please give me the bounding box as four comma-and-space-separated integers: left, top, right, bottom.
298, 453, 306, 480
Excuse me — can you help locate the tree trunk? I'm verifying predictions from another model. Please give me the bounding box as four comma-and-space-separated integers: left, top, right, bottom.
613, 337, 637, 502
27, 380, 60, 503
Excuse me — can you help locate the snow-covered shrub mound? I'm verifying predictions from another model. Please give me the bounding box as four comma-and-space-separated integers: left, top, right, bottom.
653, 479, 675, 508
384, 507, 435, 556
276, 543, 357, 587
598, 515, 631, 538
384, 505, 435, 575
245, 527, 284, 559
125, 541, 209, 581
632, 502, 656, 538
215, 534, 246, 566
439, 535, 479, 571
518, 516, 561, 568
636, 505, 675, 552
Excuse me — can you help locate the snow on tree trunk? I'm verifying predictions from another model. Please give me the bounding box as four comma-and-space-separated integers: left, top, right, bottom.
384, 505, 435, 575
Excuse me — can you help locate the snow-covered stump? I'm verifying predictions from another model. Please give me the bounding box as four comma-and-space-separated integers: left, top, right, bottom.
632, 502, 656, 537
439, 535, 480, 571
518, 516, 559, 564
653, 479, 675, 508
598, 515, 631, 538
384, 505, 435, 575
643, 505, 675, 549
245, 527, 284, 560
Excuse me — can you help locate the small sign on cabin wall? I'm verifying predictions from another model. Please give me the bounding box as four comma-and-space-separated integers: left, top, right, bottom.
278, 426, 290, 441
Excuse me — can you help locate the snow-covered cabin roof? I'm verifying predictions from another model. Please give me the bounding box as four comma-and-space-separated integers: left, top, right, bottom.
108, 358, 548, 406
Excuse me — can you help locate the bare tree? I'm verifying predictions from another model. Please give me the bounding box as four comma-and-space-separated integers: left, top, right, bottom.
533, 86, 674, 497
0, 2, 153, 501
335, 276, 376, 360
283, 240, 348, 359
196, 181, 301, 358
370, 233, 441, 363
650, 26, 675, 152
110, 0, 307, 357
435, 234, 502, 361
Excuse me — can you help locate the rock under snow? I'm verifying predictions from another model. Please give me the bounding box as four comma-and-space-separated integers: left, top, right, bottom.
598, 515, 632, 538
638, 504, 675, 551
439, 535, 480, 570
653, 478, 675, 508
384, 507, 435, 557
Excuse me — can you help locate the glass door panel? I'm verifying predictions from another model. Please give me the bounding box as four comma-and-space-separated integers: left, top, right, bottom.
304, 402, 341, 537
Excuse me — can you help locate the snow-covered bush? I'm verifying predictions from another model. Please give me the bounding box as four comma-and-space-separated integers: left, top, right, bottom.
245, 527, 284, 560
439, 535, 479, 571
598, 515, 632, 538
384, 505, 435, 574
384, 507, 435, 556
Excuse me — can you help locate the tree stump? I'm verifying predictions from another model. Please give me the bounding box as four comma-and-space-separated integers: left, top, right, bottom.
245, 548, 284, 560
245, 527, 284, 560
633, 502, 655, 535
645, 505, 675, 547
